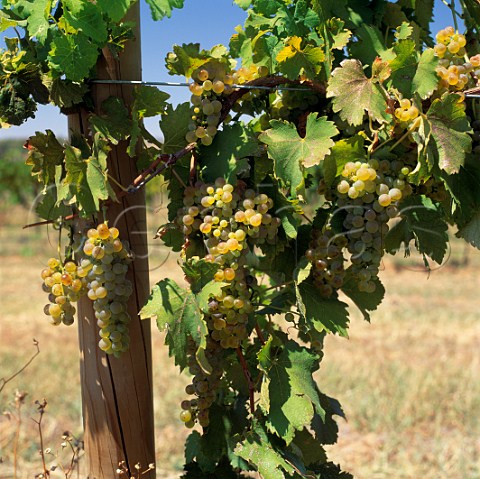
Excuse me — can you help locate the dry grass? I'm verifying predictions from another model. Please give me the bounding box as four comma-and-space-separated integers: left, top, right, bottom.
1, 205, 480, 478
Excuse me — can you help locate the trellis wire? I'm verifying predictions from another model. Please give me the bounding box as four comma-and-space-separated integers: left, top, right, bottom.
91, 78, 480, 97
90, 79, 312, 91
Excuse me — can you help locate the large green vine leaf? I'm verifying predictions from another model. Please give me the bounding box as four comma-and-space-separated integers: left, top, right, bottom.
276, 35, 325, 80
13, 0, 51, 43
296, 282, 349, 337
62, 0, 108, 44
145, 0, 185, 20
89, 97, 132, 145
60, 141, 110, 215
24, 129, 64, 185
384, 196, 449, 265
140, 278, 224, 370
234, 422, 296, 479
258, 337, 324, 445
201, 123, 260, 183
259, 113, 338, 196
327, 59, 391, 126
48, 33, 99, 82
95, 0, 135, 23
160, 102, 191, 154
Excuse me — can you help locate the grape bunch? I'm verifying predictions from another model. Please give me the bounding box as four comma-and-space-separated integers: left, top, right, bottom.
180, 337, 224, 428
186, 63, 268, 145
41, 258, 86, 326
81, 223, 134, 356
179, 178, 278, 349
434, 27, 480, 92
308, 159, 413, 295
176, 178, 280, 427
394, 98, 419, 124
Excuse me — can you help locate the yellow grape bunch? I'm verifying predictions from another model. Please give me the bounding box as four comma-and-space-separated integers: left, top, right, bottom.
434, 26, 480, 92
394, 98, 419, 124
308, 158, 413, 296
41, 258, 87, 326
186, 62, 268, 146
176, 178, 280, 428
40, 223, 134, 357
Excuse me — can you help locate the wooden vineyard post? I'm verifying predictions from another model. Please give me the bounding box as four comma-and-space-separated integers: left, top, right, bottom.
68, 4, 155, 478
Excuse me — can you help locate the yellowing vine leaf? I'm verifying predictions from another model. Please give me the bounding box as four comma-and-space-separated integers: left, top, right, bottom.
327, 59, 391, 126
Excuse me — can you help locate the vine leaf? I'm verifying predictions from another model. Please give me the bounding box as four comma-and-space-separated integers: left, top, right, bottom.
276, 35, 325, 79
388, 39, 417, 97
349, 25, 392, 67
291, 429, 327, 466
201, 123, 260, 183
62, 0, 108, 44
234, 423, 296, 479
25, 130, 64, 185
186, 402, 249, 473
165, 43, 228, 77
89, 97, 132, 145
129, 86, 170, 154
327, 59, 391, 126
258, 338, 324, 445
384, 196, 449, 264
15, 0, 50, 42
145, 0, 185, 20
182, 259, 220, 294
458, 210, 480, 249
133, 86, 170, 120
160, 102, 191, 154
259, 113, 338, 196
48, 33, 99, 82
140, 279, 224, 371
60, 141, 110, 215
341, 275, 385, 322
95, 0, 135, 23
426, 93, 472, 174
35, 186, 71, 221
0, 11, 18, 32
49, 79, 89, 109
412, 48, 439, 99
296, 282, 349, 336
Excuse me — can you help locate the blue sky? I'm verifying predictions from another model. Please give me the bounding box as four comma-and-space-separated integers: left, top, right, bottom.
1, 0, 457, 140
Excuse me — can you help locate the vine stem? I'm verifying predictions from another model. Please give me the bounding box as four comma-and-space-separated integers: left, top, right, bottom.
441, 0, 460, 31
388, 116, 422, 152
236, 347, 255, 415
254, 324, 266, 345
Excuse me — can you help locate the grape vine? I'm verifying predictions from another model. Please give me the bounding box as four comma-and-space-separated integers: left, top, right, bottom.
3, 0, 480, 478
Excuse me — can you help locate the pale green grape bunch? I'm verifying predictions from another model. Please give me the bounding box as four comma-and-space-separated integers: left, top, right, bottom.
81, 223, 133, 357
180, 337, 223, 428
41, 257, 87, 326
306, 229, 347, 298
336, 159, 412, 292
309, 158, 413, 296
